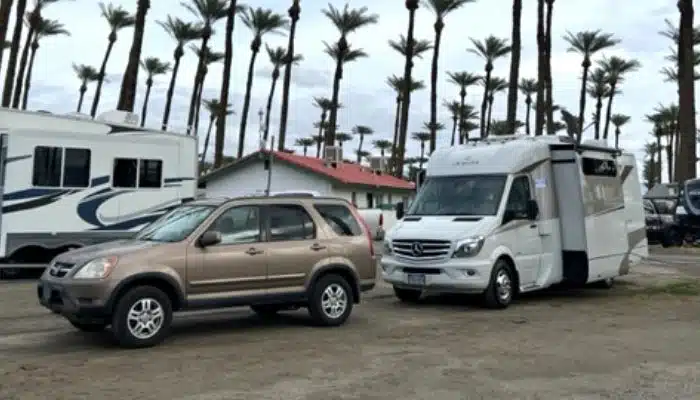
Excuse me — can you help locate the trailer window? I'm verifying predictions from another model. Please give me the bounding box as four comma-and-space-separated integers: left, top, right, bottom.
63, 148, 91, 187
139, 159, 162, 188
32, 146, 62, 187
113, 158, 137, 188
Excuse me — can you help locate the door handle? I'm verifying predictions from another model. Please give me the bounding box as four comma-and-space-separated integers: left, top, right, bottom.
310, 243, 326, 251
529, 224, 537, 228
245, 247, 263, 255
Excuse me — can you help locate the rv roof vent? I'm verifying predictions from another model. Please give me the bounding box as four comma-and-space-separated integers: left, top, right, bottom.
64, 112, 92, 120
96, 110, 139, 125
324, 146, 342, 167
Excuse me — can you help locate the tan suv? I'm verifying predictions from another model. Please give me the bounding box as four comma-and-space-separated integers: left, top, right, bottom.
37, 196, 376, 348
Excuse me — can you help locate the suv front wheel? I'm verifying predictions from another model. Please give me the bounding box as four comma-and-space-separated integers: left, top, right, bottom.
308, 274, 353, 327
111, 286, 173, 348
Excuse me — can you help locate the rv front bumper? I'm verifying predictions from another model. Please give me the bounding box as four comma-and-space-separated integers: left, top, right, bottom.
380, 255, 492, 294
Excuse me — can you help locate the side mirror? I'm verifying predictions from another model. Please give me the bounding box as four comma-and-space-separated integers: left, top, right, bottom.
198, 230, 221, 247
395, 202, 404, 220
526, 199, 539, 220
503, 209, 516, 224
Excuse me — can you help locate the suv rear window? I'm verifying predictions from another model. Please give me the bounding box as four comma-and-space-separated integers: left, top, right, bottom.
314, 204, 363, 236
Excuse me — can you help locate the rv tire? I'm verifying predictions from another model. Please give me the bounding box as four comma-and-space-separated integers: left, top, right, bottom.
482, 260, 515, 309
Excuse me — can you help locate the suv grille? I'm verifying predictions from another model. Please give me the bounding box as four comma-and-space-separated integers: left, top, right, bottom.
391, 239, 451, 260
48, 261, 75, 278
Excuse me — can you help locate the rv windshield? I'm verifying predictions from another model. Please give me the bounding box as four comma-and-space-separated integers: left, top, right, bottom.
135, 204, 215, 242
406, 174, 507, 216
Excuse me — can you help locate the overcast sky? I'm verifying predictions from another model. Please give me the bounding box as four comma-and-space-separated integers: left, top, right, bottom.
0, 0, 683, 170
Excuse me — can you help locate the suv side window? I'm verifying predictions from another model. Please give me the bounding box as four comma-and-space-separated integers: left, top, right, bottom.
267, 204, 315, 241
505, 176, 531, 218
210, 205, 260, 245
313, 204, 363, 236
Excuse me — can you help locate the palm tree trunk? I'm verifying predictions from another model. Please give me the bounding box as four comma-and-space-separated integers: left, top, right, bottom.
577, 61, 590, 134
0, 0, 13, 70
91, 39, 116, 118
486, 98, 494, 135
20, 41, 38, 110
506, 0, 522, 133
187, 35, 210, 132
594, 96, 603, 139
458, 90, 466, 144
326, 58, 342, 146
11, 26, 34, 108
278, 1, 300, 151
677, 0, 697, 181
602, 85, 616, 139
356, 134, 364, 163
140, 81, 152, 127
161, 52, 182, 130
419, 141, 425, 170
215, 0, 237, 168
544, 0, 555, 135
396, 7, 417, 176
479, 72, 491, 138
200, 117, 216, 166
316, 112, 325, 157
390, 97, 401, 170
450, 117, 457, 146
77, 85, 87, 112
303, 146, 308, 156
1, 0, 27, 107
194, 70, 206, 137
534, 0, 545, 136
614, 127, 620, 148
525, 98, 532, 135
428, 20, 443, 153
656, 136, 663, 181
666, 139, 673, 182
263, 74, 279, 141
237, 49, 259, 158
117, 0, 149, 111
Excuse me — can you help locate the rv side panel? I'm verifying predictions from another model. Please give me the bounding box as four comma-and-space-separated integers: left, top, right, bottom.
619, 154, 648, 271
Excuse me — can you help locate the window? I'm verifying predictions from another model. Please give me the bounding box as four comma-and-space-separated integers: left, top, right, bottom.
113, 158, 137, 188
32, 146, 62, 187
135, 204, 215, 243
211, 206, 260, 245
652, 199, 676, 215
376, 194, 384, 207
267, 204, 315, 241
505, 176, 531, 218
366, 193, 374, 208
63, 148, 91, 187
581, 157, 617, 177
407, 175, 507, 216
314, 204, 362, 236
139, 159, 162, 188
388, 193, 393, 205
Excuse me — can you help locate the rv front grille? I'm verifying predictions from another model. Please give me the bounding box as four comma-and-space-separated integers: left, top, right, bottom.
391, 239, 451, 260
48, 261, 75, 278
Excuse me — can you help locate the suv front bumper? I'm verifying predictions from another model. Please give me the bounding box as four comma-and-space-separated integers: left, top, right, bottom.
37, 278, 111, 322
380, 255, 492, 294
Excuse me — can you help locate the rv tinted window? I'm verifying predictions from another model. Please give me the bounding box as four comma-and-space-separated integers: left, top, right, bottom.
112, 158, 137, 188
32, 146, 62, 187
139, 159, 162, 188
63, 148, 90, 187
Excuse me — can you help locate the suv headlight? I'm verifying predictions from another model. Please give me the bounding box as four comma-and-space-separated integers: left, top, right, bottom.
383, 240, 392, 255
452, 236, 485, 258
73, 256, 118, 279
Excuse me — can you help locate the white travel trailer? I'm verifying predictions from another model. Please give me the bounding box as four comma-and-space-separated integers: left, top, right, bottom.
0, 108, 197, 270
381, 135, 648, 308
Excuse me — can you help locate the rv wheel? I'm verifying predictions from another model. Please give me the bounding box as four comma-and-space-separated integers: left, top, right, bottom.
482, 260, 515, 309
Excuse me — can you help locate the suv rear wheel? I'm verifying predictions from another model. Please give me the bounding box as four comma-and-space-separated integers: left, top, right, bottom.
393, 287, 422, 303
111, 286, 173, 348
308, 274, 353, 327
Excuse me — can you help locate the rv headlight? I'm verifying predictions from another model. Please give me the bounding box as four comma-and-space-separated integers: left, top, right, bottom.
72, 256, 119, 279
452, 236, 485, 258
383, 240, 392, 255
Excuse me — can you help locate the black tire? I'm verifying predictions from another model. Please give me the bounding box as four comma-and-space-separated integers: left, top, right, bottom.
482, 259, 516, 309
393, 286, 422, 303
250, 304, 282, 317
307, 274, 354, 327
111, 286, 173, 349
70, 320, 107, 332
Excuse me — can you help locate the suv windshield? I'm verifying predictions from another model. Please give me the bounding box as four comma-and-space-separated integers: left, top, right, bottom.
407, 174, 507, 216
135, 204, 215, 242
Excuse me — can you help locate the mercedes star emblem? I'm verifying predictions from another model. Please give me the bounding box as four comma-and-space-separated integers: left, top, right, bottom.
411, 242, 424, 256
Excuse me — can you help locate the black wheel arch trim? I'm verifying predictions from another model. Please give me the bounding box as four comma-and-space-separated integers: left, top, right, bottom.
106, 272, 186, 312
307, 263, 362, 303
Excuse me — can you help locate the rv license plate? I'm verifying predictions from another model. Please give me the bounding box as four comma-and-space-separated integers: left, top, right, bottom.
407, 273, 425, 286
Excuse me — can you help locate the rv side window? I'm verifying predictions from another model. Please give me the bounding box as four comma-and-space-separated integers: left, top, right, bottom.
32, 146, 62, 187
113, 158, 137, 188
63, 148, 91, 187
505, 176, 531, 217
139, 159, 162, 188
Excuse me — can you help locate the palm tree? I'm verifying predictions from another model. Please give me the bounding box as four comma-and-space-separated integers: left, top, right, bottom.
412, 132, 431, 170
277, 0, 301, 151
21, 17, 69, 110
295, 137, 314, 156
158, 16, 203, 131
355, 149, 371, 164
599, 56, 641, 139
200, 98, 233, 166
182, 0, 228, 134
388, 35, 433, 59
116, 0, 150, 111
446, 71, 480, 144
505, 0, 523, 136
2, 0, 28, 107
352, 125, 373, 163
90, 3, 136, 118
373, 139, 392, 158
311, 133, 323, 158
491, 119, 524, 135
322, 4, 378, 145
518, 78, 537, 135
543, 0, 556, 135
72, 64, 99, 113
334, 132, 353, 150
611, 114, 630, 149
444, 101, 460, 145
312, 96, 336, 155
387, 75, 425, 158
460, 120, 479, 142
0, 0, 12, 70
237, 7, 289, 158
534, 0, 545, 136
563, 30, 619, 134
214, 1, 240, 168
424, 0, 475, 153
459, 104, 479, 141
191, 45, 224, 136
677, 0, 697, 181
586, 67, 611, 140
468, 36, 512, 138
263, 45, 301, 141
139, 57, 170, 127
483, 76, 508, 136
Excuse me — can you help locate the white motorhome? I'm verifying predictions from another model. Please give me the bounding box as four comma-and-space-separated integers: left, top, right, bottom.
0, 107, 197, 269
381, 135, 648, 308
